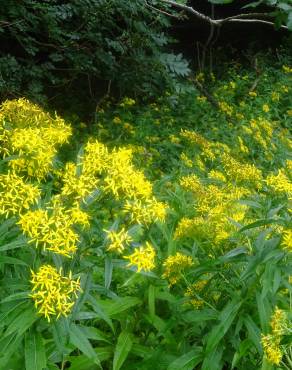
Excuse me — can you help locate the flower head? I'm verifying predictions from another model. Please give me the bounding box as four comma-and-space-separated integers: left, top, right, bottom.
163, 252, 194, 285
105, 228, 132, 254
0, 172, 40, 217
124, 242, 156, 272
30, 264, 81, 321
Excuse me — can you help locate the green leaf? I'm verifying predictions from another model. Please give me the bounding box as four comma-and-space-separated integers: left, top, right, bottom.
25, 329, 46, 370
104, 256, 113, 290
69, 323, 101, 367
0, 255, 28, 265
206, 299, 242, 353
100, 297, 141, 317
5, 305, 38, 338
167, 349, 202, 370
0, 237, 27, 251
0, 291, 30, 304
148, 285, 156, 317
239, 218, 282, 232
113, 331, 133, 370
244, 315, 262, 353
87, 295, 114, 332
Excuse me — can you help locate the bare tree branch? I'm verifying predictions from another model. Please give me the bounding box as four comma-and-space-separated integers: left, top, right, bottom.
159, 0, 288, 29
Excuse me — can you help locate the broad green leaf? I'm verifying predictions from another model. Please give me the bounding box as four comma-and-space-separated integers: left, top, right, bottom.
69, 323, 101, 367
201, 346, 223, 370
25, 329, 46, 370
244, 315, 262, 353
5, 305, 38, 337
0, 291, 30, 304
52, 318, 70, 357
256, 292, 272, 332
87, 295, 114, 332
206, 299, 242, 353
68, 347, 112, 370
113, 331, 133, 370
167, 348, 203, 370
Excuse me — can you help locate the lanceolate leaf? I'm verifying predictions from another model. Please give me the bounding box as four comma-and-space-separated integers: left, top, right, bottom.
69, 323, 101, 367
206, 299, 242, 353
25, 329, 46, 370
167, 348, 203, 370
113, 331, 133, 370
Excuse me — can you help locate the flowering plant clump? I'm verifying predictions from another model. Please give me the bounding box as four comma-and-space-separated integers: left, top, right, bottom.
0, 57, 291, 369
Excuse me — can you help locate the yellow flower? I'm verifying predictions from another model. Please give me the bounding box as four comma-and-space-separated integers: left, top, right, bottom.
105, 228, 132, 254
18, 201, 81, 257
262, 104, 270, 113
120, 97, 136, 107
123, 198, 167, 225
180, 153, 193, 168
30, 264, 81, 322
261, 335, 282, 365
237, 136, 249, 154
282, 65, 292, 73
0, 172, 40, 218
61, 162, 99, 201
266, 169, 292, 195
208, 170, 226, 182
0, 99, 72, 180
261, 307, 287, 365
162, 252, 194, 285
196, 96, 207, 103
282, 229, 292, 251
218, 101, 233, 116
248, 91, 257, 97
113, 116, 122, 124
124, 242, 156, 272
104, 148, 152, 200
271, 92, 280, 102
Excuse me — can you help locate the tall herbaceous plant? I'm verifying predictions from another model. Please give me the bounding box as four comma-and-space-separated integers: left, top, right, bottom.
0, 82, 291, 370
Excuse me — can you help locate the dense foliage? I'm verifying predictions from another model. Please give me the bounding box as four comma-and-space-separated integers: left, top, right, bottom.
0, 50, 291, 369
0, 0, 190, 102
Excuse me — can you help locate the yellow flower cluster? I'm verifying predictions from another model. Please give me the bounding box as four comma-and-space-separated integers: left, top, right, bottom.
61, 162, 99, 201
30, 264, 81, 321
0, 172, 40, 218
104, 148, 152, 199
162, 252, 194, 285
282, 229, 292, 251
184, 280, 208, 309
261, 307, 287, 365
282, 65, 292, 73
18, 198, 88, 257
124, 242, 156, 272
221, 153, 263, 188
124, 198, 168, 225
218, 101, 233, 116
105, 228, 132, 254
61, 142, 154, 203
0, 99, 72, 180
180, 130, 218, 161
266, 169, 292, 196
177, 172, 250, 245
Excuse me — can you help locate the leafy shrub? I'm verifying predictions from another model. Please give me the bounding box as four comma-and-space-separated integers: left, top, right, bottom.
0, 1, 189, 103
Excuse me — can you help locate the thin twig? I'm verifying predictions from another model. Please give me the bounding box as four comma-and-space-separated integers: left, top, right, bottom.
145, 1, 182, 19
